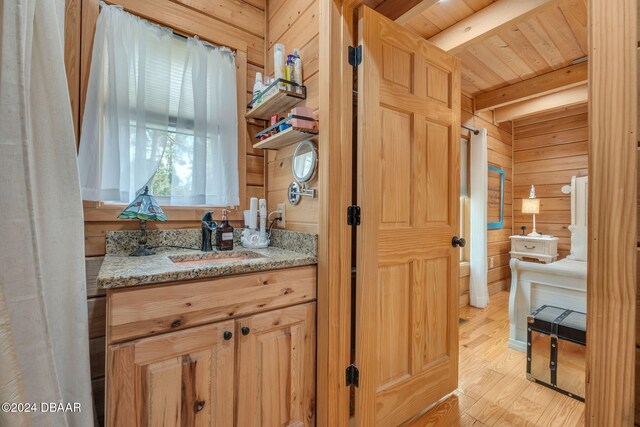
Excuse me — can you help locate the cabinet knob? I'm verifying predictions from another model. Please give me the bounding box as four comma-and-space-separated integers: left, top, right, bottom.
241, 326, 250, 336
223, 331, 233, 340
194, 401, 205, 412
170, 319, 182, 328
452, 236, 466, 248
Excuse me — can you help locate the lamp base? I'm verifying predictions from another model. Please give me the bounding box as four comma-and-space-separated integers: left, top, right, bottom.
527, 231, 542, 237
129, 245, 156, 256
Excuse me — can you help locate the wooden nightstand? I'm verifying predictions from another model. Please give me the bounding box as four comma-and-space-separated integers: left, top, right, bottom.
510, 235, 559, 264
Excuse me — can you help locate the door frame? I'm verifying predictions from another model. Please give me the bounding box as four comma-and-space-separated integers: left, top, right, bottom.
585, 0, 637, 424
315, 0, 638, 425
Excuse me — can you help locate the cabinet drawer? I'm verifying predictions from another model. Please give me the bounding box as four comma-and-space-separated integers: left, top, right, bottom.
514, 240, 546, 255
107, 265, 316, 344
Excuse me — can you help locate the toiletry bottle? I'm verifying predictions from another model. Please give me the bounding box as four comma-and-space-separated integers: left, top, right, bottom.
274, 43, 286, 89
252, 72, 264, 106
216, 209, 234, 251
286, 54, 295, 90
292, 48, 303, 90
268, 76, 277, 96
264, 76, 272, 97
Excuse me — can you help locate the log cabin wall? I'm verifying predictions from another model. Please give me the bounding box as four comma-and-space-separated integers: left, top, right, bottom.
264, 0, 320, 233
63, 1, 267, 424
512, 104, 588, 260
460, 95, 513, 306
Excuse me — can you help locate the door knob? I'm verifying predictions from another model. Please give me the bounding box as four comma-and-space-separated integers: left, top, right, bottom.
241, 326, 250, 335
452, 236, 466, 248
223, 331, 233, 340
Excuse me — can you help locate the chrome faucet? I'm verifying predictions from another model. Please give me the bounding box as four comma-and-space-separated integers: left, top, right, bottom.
201, 211, 218, 252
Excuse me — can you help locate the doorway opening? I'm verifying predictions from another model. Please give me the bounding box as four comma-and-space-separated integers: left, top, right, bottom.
344, 3, 590, 426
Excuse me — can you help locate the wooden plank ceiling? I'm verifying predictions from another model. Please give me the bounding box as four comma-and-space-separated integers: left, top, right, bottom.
399, 0, 588, 96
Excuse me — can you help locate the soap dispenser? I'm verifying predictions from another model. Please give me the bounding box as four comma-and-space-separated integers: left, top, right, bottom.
216, 209, 234, 251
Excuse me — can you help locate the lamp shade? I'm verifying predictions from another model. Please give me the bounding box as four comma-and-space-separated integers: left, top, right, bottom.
521, 198, 540, 215
118, 186, 167, 221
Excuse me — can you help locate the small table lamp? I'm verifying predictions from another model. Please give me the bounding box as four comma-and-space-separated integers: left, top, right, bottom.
521, 185, 541, 237
118, 186, 167, 256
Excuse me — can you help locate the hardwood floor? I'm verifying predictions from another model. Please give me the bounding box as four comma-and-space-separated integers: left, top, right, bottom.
404, 291, 585, 426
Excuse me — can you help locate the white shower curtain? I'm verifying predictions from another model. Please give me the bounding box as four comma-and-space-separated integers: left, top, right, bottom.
469, 128, 489, 308
0, 0, 94, 426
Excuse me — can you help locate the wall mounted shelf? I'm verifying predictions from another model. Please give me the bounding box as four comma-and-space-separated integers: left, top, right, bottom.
246, 79, 306, 120
253, 127, 318, 150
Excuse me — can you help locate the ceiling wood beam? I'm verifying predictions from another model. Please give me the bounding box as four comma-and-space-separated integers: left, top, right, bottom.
375, 0, 438, 23
428, 0, 558, 54
475, 61, 588, 111
494, 84, 587, 123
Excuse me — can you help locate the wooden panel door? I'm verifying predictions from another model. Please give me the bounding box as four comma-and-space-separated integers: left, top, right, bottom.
236, 302, 316, 426
106, 320, 235, 427
355, 6, 461, 426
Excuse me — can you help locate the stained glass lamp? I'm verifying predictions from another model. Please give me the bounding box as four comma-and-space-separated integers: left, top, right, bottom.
118, 186, 167, 256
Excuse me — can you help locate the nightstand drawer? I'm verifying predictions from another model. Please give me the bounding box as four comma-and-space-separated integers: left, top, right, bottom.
513, 240, 546, 254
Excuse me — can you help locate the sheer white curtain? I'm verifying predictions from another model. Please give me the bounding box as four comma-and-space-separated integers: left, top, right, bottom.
0, 0, 94, 425
78, 4, 174, 203
78, 4, 239, 206
470, 128, 489, 308
171, 38, 239, 206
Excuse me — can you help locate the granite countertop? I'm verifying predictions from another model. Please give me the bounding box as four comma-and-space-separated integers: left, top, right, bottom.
97, 228, 318, 289
97, 246, 317, 288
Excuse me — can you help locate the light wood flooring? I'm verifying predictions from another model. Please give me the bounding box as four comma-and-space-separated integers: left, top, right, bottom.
405, 291, 585, 426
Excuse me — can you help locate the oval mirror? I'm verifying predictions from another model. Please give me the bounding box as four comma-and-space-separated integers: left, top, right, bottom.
291, 140, 317, 184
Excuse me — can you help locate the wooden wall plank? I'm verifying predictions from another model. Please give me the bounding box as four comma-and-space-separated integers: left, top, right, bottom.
266, 0, 319, 75
87, 296, 106, 339
172, 0, 265, 37
265, 0, 319, 233
588, 0, 637, 423
85, 256, 106, 297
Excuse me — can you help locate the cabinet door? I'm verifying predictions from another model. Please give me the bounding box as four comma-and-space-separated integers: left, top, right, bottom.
236, 302, 316, 426
107, 320, 235, 427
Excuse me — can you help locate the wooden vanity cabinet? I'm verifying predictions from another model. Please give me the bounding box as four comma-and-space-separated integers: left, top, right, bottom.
105, 266, 317, 427
236, 302, 316, 426
107, 320, 236, 426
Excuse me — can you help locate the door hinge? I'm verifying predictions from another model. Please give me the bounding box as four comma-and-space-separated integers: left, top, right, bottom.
348, 45, 362, 67
347, 205, 361, 226
346, 364, 359, 387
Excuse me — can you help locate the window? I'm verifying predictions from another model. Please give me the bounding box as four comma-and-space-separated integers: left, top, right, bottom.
78, 4, 239, 207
